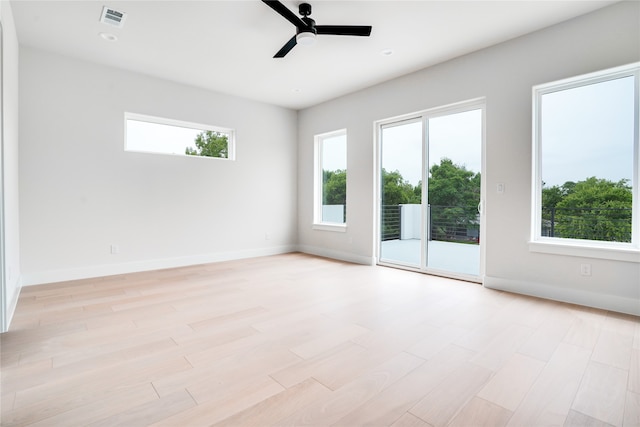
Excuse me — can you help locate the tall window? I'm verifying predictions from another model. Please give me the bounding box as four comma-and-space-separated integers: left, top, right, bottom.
532, 63, 639, 257
125, 113, 235, 160
314, 129, 347, 229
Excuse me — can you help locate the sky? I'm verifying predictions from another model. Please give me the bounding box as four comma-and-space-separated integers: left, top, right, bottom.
540, 75, 634, 187
381, 109, 482, 186
322, 133, 347, 171
126, 119, 201, 155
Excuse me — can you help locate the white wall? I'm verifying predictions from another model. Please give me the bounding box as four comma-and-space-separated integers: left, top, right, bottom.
1, 0, 21, 331
297, 2, 640, 315
19, 47, 298, 285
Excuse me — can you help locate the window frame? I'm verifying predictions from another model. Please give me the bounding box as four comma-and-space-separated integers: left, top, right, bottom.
313, 128, 347, 232
530, 63, 640, 262
124, 112, 236, 160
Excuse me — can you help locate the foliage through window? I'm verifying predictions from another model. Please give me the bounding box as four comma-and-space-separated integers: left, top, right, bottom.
125, 113, 234, 159
428, 159, 481, 242
379, 160, 480, 242
533, 63, 639, 248
315, 130, 347, 226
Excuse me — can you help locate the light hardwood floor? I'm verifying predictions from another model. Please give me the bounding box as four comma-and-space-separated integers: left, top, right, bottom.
1, 253, 639, 426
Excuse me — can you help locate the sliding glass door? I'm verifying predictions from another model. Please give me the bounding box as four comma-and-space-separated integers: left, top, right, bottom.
378, 102, 484, 280
379, 119, 423, 267
426, 109, 482, 276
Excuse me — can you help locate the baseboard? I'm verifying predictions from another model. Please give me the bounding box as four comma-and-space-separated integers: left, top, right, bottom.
21, 245, 298, 286
297, 245, 375, 266
484, 275, 640, 316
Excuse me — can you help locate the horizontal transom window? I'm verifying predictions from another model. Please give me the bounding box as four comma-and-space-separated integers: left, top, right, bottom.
125, 113, 235, 160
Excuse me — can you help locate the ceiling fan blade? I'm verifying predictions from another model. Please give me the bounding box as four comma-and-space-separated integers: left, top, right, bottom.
316, 25, 372, 36
262, 0, 306, 28
274, 35, 298, 58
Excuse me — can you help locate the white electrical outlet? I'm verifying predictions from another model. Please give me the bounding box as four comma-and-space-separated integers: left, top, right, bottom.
497, 183, 505, 194
265, 233, 270, 241
110, 244, 120, 255
580, 263, 591, 276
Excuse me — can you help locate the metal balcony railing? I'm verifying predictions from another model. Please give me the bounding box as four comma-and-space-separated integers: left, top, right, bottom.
381, 204, 479, 243
541, 206, 632, 242
381, 205, 401, 241
382, 205, 633, 244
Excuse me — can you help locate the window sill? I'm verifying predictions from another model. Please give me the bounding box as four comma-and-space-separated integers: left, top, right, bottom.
529, 239, 640, 263
313, 223, 347, 233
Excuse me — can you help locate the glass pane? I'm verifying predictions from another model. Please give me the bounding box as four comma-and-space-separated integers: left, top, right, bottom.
379, 120, 422, 266
427, 109, 482, 276
321, 133, 347, 224
540, 76, 634, 242
126, 118, 231, 158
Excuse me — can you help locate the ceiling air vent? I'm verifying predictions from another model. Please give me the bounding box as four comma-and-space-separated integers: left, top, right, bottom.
99, 6, 127, 28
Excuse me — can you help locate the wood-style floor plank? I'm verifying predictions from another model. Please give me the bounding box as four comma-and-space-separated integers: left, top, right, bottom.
447, 397, 513, 427
149, 375, 285, 427
506, 342, 592, 426
332, 344, 477, 426
391, 412, 434, 427
276, 351, 424, 426
214, 378, 331, 426
408, 361, 494, 426
630, 349, 640, 394
624, 391, 640, 427
591, 329, 634, 370
564, 409, 616, 427
1, 253, 638, 426
476, 352, 545, 412
571, 361, 628, 426
87, 389, 197, 427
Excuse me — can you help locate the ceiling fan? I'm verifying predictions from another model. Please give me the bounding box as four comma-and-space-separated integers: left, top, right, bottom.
262, 0, 372, 58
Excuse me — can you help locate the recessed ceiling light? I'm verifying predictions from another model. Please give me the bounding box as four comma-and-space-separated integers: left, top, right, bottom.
99, 32, 118, 42
381, 49, 394, 56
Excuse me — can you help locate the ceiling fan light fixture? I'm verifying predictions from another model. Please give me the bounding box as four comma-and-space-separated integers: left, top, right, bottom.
296, 31, 316, 46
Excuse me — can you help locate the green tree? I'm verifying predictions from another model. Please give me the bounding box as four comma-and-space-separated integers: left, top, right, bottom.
541, 181, 575, 238
185, 131, 228, 158
381, 169, 420, 205
322, 169, 347, 222
379, 161, 481, 241
323, 169, 346, 206
380, 169, 419, 239
542, 181, 576, 209
427, 159, 481, 241
550, 177, 632, 242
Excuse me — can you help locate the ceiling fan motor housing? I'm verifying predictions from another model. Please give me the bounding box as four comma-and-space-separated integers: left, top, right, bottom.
298, 16, 316, 35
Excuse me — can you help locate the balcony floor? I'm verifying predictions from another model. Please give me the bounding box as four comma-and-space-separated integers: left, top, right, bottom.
380, 239, 480, 276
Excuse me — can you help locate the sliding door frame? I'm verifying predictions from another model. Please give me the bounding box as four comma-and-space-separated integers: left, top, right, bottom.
0, 21, 6, 332
374, 98, 486, 283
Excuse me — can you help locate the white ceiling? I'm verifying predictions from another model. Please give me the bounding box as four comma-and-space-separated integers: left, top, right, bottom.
10, 0, 616, 110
